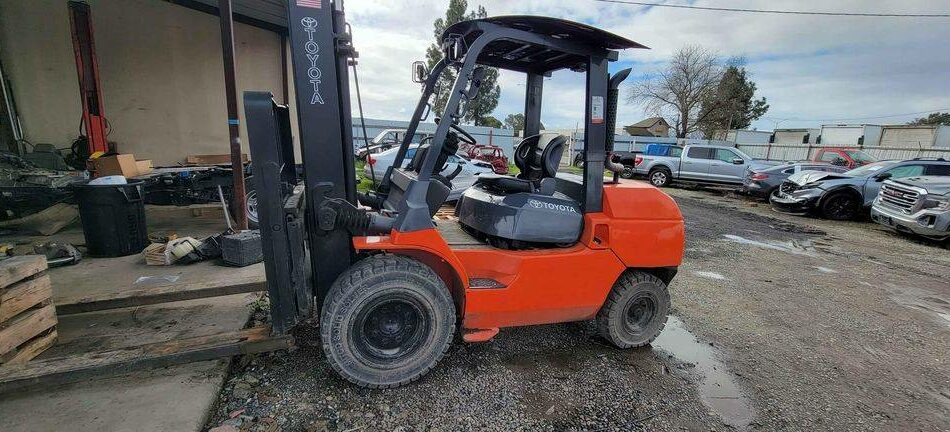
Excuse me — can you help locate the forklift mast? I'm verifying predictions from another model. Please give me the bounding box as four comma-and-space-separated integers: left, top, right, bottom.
245, 0, 359, 333
286, 0, 358, 302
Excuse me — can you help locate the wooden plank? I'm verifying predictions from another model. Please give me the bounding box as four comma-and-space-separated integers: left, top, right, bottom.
56, 276, 266, 315
186, 153, 248, 165
0, 256, 47, 289
0, 304, 56, 356
0, 329, 57, 365
0, 204, 78, 235
0, 326, 291, 393
0, 275, 52, 323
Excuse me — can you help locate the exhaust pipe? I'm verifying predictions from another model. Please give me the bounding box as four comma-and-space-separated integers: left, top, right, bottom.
605, 68, 632, 176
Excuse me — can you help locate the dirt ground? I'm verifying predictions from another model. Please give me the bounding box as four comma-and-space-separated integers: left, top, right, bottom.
208, 184, 950, 432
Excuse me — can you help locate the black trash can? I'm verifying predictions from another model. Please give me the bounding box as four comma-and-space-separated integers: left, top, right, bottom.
75, 181, 148, 257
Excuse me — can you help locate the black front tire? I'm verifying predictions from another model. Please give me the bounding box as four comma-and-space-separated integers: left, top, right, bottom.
596, 271, 671, 348
820, 191, 859, 220
320, 254, 456, 388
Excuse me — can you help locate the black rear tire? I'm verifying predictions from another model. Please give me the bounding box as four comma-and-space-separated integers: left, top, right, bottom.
596, 271, 670, 348
320, 254, 456, 388
820, 191, 859, 220
620, 165, 636, 179
648, 167, 672, 187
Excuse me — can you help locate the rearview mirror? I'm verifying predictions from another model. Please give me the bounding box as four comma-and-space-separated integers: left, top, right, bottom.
732, 158, 744, 165
874, 172, 892, 182
463, 66, 486, 99
411, 61, 428, 84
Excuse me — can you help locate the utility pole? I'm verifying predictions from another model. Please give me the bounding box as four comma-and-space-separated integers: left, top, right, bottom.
218, 0, 248, 230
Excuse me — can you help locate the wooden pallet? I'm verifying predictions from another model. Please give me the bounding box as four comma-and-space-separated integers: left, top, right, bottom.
0, 256, 57, 366
0, 325, 290, 393
433, 205, 457, 221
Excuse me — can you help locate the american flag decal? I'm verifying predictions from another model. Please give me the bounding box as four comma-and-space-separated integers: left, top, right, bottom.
296, 0, 321, 8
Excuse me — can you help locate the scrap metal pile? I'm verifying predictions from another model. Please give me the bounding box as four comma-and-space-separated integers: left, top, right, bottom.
0, 153, 86, 220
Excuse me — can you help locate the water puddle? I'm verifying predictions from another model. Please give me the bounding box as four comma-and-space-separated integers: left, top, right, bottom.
884, 282, 950, 328
693, 270, 727, 280
652, 316, 754, 429
722, 234, 817, 257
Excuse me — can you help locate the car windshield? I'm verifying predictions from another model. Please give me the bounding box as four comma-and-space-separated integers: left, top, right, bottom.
844, 161, 891, 176
845, 150, 876, 163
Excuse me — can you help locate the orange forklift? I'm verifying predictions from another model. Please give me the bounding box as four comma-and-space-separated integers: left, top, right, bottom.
244, 1, 684, 388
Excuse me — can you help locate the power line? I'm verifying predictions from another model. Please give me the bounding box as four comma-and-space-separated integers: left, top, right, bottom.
763, 109, 950, 123
590, 0, 950, 18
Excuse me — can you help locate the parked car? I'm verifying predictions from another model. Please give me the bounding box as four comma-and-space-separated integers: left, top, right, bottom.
742, 163, 848, 199
364, 145, 493, 200
355, 129, 431, 159
633, 143, 779, 187
810, 147, 877, 169
871, 176, 950, 241
770, 158, 950, 220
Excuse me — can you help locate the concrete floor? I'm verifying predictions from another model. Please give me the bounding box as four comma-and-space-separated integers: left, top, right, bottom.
0, 205, 263, 432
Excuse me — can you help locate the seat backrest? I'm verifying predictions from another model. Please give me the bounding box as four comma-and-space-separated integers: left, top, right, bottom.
514, 133, 566, 181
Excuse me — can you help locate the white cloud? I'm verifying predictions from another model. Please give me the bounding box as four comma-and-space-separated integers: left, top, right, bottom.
341, 0, 950, 131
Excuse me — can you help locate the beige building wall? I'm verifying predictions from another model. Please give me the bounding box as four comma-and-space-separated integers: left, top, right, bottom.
0, 0, 292, 165
880, 126, 937, 149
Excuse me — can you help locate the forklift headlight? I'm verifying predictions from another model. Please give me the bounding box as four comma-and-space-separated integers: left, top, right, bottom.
921, 196, 950, 211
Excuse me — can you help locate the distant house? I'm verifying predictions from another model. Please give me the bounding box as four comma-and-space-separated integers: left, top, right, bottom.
624, 117, 670, 137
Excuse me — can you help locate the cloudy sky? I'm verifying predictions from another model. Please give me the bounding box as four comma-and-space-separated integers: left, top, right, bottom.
342, 0, 950, 132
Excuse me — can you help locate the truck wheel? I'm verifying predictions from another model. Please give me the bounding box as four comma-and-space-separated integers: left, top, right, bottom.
596, 271, 670, 348
821, 191, 858, 220
620, 165, 636, 179
648, 168, 672, 187
245, 190, 259, 229
320, 254, 456, 388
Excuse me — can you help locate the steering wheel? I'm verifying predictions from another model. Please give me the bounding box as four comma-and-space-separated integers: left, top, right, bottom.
449, 123, 476, 145
434, 117, 476, 145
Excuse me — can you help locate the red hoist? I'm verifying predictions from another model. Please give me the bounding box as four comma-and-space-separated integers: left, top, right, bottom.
68, 1, 110, 155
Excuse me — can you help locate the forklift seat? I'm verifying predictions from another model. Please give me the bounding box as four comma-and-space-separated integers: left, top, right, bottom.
456, 133, 582, 246
473, 133, 565, 195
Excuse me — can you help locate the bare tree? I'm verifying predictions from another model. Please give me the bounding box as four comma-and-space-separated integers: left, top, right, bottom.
628, 45, 723, 138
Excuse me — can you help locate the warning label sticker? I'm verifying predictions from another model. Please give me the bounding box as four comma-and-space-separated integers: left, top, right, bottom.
591, 96, 604, 124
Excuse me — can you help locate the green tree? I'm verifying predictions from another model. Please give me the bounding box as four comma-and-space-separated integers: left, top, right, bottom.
908, 112, 950, 126
699, 58, 769, 138
503, 113, 544, 134
503, 113, 525, 131
480, 115, 503, 128
425, 0, 500, 126
702, 58, 769, 138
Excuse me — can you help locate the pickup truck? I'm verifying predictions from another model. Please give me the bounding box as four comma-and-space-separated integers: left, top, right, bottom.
811, 147, 876, 169
634, 143, 777, 187
871, 176, 950, 240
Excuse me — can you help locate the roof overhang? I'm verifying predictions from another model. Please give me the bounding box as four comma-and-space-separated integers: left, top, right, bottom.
165, 0, 288, 33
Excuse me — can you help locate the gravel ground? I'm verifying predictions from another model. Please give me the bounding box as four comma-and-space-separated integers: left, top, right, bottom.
207, 184, 950, 432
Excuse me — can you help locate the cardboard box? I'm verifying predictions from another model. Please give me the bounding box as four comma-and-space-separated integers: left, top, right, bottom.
135, 159, 153, 175
93, 154, 138, 177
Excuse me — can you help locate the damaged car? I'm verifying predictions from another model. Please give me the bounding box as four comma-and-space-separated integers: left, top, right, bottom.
769, 159, 950, 220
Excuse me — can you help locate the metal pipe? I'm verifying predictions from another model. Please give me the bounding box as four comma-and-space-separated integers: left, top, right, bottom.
217, 0, 248, 230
